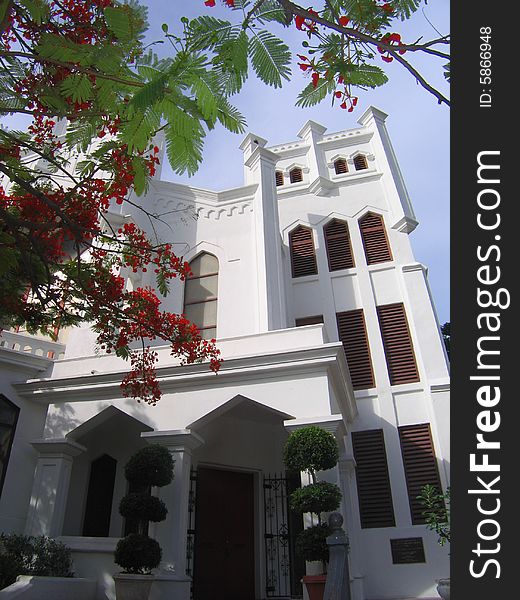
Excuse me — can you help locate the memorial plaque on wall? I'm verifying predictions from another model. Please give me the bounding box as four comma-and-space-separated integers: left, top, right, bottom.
390, 537, 426, 564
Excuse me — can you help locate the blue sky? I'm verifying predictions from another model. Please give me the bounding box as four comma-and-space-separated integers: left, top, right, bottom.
146, 1, 450, 326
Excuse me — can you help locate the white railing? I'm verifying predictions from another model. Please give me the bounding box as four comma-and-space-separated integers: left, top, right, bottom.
0, 330, 66, 360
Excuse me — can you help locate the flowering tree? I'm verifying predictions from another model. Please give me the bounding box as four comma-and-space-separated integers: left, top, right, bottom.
0, 0, 448, 404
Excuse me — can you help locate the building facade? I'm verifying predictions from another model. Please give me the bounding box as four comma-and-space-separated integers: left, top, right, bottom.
0, 106, 450, 600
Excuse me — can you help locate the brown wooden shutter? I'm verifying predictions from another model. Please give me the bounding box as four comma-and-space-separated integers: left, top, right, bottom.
353, 155, 368, 170
295, 315, 324, 327
359, 212, 392, 264
398, 423, 443, 524
352, 429, 395, 528
377, 303, 419, 385
290, 167, 303, 183
275, 171, 284, 186
334, 158, 348, 174
336, 310, 375, 389
289, 226, 318, 278
324, 219, 354, 271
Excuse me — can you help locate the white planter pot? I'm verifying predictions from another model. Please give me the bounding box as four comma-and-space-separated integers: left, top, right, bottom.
436, 577, 450, 600
113, 573, 154, 600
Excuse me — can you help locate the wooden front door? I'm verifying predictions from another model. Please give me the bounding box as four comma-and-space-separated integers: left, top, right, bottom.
193, 467, 255, 600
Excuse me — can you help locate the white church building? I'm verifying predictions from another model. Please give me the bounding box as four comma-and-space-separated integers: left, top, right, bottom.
0, 106, 450, 600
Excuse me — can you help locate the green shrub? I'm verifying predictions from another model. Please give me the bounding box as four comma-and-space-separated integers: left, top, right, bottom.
124, 445, 174, 487
283, 426, 342, 568
295, 524, 332, 563
0, 534, 73, 590
114, 534, 161, 575
115, 445, 174, 575
289, 482, 342, 515
283, 426, 339, 475
119, 493, 167, 523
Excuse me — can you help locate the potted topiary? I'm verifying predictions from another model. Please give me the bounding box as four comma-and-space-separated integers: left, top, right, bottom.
283, 426, 342, 600
418, 484, 451, 600
113, 444, 174, 600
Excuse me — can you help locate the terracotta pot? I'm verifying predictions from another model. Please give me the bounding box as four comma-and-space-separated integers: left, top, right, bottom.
113, 573, 154, 600
303, 574, 327, 600
436, 577, 450, 600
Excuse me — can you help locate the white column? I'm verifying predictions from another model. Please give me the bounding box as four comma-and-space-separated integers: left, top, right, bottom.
25, 438, 86, 537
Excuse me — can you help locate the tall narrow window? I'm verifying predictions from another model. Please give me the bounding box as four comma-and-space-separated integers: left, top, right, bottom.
334, 158, 348, 174
289, 167, 303, 183
0, 395, 19, 498
82, 454, 117, 536
336, 310, 375, 390
275, 171, 284, 187
377, 303, 419, 385
398, 423, 443, 524
359, 212, 392, 265
324, 219, 354, 271
353, 154, 368, 171
184, 253, 219, 340
289, 226, 318, 278
352, 429, 395, 528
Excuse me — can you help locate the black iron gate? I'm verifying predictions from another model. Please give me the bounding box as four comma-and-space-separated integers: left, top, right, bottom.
263, 472, 304, 598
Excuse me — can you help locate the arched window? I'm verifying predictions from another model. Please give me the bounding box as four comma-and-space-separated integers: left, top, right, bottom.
289, 167, 303, 183
275, 171, 284, 187
184, 253, 219, 340
359, 212, 392, 264
289, 226, 317, 278
82, 454, 117, 537
353, 154, 368, 171
0, 395, 19, 498
324, 219, 354, 271
334, 158, 348, 175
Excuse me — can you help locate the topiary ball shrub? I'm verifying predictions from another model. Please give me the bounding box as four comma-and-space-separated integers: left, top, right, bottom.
289, 481, 342, 515
124, 445, 174, 488
295, 524, 332, 563
284, 426, 339, 475
119, 493, 167, 523
114, 534, 162, 575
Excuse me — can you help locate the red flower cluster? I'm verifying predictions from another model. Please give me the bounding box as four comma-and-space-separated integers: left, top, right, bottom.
203, 0, 235, 7
2, 0, 223, 404
378, 32, 406, 63
295, 9, 319, 36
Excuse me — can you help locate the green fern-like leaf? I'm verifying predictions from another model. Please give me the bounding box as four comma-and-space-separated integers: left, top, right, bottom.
214, 30, 249, 95
18, 0, 50, 24
130, 74, 168, 112
342, 63, 388, 88
120, 108, 161, 153
104, 6, 133, 41
296, 78, 336, 108
188, 71, 221, 124
187, 16, 240, 51
60, 74, 93, 103
215, 98, 246, 134
249, 30, 291, 88
160, 100, 205, 175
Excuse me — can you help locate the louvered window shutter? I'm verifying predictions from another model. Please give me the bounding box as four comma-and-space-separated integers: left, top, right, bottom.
324, 219, 354, 271
336, 310, 375, 389
289, 226, 318, 278
334, 158, 348, 174
353, 155, 368, 170
377, 303, 419, 385
398, 423, 443, 524
359, 212, 392, 264
352, 429, 395, 528
275, 171, 284, 186
290, 167, 303, 183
